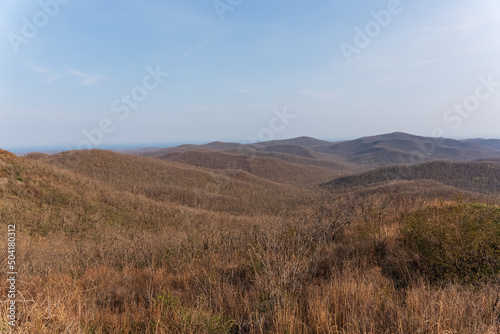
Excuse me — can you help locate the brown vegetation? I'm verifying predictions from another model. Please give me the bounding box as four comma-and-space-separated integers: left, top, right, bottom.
323, 160, 500, 194
1, 137, 500, 333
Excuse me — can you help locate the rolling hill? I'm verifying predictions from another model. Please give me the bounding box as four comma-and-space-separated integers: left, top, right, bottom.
133, 149, 353, 186
4, 132, 500, 333
124, 132, 500, 170
462, 138, 500, 150
27, 149, 325, 215
322, 160, 500, 194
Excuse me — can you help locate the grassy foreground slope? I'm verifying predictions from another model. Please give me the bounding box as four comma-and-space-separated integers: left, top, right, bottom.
31, 149, 323, 215
0, 147, 499, 333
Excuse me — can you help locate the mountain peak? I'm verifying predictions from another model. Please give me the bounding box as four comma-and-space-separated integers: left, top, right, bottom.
361, 132, 426, 141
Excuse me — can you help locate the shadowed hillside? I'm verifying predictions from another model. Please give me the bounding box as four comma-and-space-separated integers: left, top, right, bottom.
252, 136, 332, 148
135, 149, 352, 187
140, 146, 358, 174
322, 160, 500, 194
314, 132, 500, 167
463, 138, 500, 150
134, 138, 341, 164
258, 144, 319, 159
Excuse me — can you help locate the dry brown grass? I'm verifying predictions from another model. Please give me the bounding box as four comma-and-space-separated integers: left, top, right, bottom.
0, 150, 499, 333
151, 149, 348, 187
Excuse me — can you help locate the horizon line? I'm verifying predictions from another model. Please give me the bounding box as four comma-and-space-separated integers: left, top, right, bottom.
5, 131, 499, 155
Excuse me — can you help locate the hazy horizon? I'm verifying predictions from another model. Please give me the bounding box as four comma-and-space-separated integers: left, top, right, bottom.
7, 131, 500, 155
2, 0, 500, 151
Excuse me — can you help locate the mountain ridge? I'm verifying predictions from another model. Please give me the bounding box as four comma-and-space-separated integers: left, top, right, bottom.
118, 132, 500, 169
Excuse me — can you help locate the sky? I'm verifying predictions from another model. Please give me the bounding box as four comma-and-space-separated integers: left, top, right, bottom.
1, 0, 500, 152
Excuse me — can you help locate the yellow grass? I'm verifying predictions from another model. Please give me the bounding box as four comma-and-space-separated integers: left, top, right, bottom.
0, 150, 498, 333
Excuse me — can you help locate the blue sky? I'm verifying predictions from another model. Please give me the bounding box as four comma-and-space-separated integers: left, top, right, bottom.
1, 0, 500, 152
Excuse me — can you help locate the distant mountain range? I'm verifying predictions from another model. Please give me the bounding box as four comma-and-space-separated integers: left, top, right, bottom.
122, 132, 500, 169
12, 131, 500, 196
19, 132, 500, 167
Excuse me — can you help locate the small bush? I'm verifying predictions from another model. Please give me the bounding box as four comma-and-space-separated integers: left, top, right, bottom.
402, 203, 500, 284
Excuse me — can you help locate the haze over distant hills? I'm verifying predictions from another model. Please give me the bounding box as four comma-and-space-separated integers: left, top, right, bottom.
21, 131, 500, 196
121, 131, 500, 168
3, 131, 500, 332
18, 132, 500, 167
462, 138, 500, 151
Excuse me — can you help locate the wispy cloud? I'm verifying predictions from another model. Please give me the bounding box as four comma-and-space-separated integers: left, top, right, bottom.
178, 40, 209, 60
31, 66, 62, 83
301, 89, 344, 99
414, 22, 479, 34
31, 66, 111, 86
68, 70, 112, 86
413, 5, 500, 34
226, 80, 260, 95
45, 75, 62, 83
